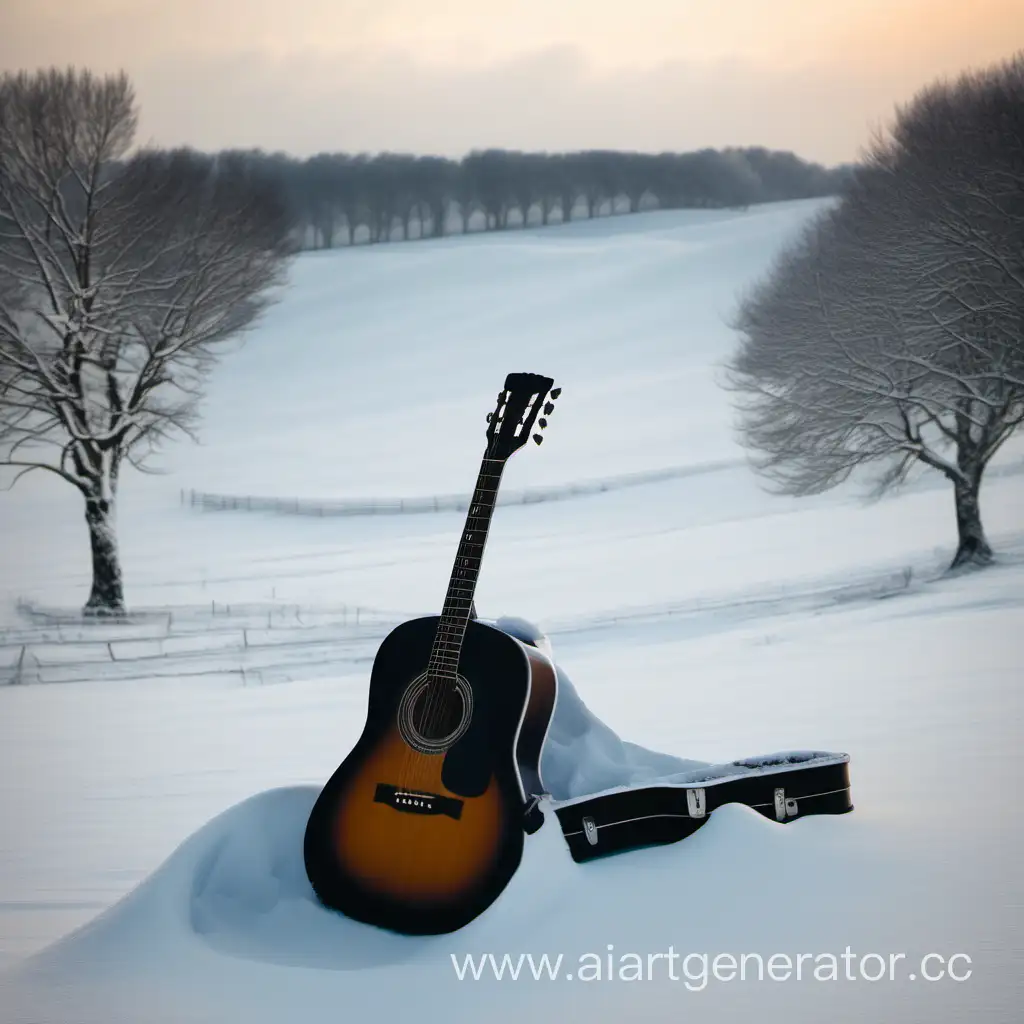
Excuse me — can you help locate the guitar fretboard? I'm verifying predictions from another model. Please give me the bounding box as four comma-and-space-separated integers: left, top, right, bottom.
428, 457, 505, 676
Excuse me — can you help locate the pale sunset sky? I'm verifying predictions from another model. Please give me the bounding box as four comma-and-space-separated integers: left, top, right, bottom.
2, 0, 1021, 165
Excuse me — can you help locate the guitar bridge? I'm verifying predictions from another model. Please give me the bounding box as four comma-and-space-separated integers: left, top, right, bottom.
374, 783, 463, 820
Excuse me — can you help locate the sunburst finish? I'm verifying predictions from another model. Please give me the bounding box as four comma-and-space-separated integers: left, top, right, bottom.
303, 373, 561, 934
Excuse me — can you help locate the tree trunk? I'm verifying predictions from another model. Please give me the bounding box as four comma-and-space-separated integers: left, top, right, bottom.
83, 494, 125, 615
949, 474, 993, 570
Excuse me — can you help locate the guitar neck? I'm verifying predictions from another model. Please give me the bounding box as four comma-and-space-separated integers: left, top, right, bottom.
429, 456, 505, 675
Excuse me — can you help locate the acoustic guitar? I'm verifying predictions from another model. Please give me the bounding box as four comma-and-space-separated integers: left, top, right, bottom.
304, 372, 561, 934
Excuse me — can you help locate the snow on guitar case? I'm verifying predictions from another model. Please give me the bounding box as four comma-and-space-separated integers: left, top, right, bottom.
485, 614, 853, 865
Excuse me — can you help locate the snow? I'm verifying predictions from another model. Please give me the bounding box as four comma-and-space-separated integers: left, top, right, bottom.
1, 200, 1021, 1022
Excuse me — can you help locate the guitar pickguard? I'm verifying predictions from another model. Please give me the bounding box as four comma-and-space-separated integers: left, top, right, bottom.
440, 682, 496, 797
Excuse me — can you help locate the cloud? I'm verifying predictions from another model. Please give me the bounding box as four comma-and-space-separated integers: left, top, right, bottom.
127, 43, 991, 164
2, 0, 1021, 164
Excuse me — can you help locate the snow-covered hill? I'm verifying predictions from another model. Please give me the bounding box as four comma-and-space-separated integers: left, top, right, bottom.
1, 202, 1020, 1023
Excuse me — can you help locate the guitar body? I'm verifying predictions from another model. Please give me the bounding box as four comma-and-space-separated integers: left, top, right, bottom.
303, 615, 558, 934
305, 372, 562, 934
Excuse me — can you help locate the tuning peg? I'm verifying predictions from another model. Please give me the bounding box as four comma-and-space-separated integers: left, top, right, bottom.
486, 413, 492, 422
543, 402, 554, 415
533, 433, 543, 445
538, 418, 547, 428
550, 388, 561, 399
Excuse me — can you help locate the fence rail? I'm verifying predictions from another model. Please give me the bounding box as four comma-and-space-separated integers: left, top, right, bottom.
1, 599, 405, 687
182, 455, 1024, 520
181, 460, 737, 518
2, 562, 922, 687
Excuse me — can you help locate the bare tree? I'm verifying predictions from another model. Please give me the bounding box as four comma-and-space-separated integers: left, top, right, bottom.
510, 151, 538, 227
463, 150, 512, 230
0, 68, 293, 613
726, 53, 1024, 571
622, 153, 653, 214
414, 155, 457, 238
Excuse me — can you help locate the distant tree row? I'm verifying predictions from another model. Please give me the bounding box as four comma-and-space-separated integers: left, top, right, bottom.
727, 51, 1024, 571
209, 146, 851, 249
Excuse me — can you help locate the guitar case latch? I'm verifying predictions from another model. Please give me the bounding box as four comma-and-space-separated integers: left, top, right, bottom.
774, 787, 799, 820
581, 816, 599, 846
686, 787, 707, 818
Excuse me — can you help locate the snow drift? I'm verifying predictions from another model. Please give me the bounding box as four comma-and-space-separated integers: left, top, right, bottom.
0, 657, 1005, 1024
1, 203, 1019, 1024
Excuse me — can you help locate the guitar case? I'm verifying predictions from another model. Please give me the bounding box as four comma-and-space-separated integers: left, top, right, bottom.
488, 612, 853, 864
547, 751, 852, 863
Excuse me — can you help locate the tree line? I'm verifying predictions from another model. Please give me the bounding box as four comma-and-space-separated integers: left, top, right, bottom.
727, 51, 1024, 570
227, 146, 851, 249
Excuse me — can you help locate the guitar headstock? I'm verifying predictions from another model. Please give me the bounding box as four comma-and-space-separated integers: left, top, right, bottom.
485, 372, 560, 460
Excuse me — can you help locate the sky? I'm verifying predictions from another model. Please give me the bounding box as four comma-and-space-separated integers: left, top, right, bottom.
1, 0, 1022, 166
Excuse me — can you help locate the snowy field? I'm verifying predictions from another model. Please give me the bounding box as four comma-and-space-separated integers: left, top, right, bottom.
0, 200, 1021, 1023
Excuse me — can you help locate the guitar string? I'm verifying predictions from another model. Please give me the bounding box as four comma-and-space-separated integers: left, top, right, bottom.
397, 390, 541, 794
410, 396, 509, 763
416, 396, 527, 750
394, 437, 502, 792
418, 391, 541, 744
396, 463, 470, 792
415, 459, 500, 764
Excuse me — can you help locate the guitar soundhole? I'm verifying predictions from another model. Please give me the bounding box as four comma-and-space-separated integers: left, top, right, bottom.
397, 672, 474, 754
412, 683, 464, 739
